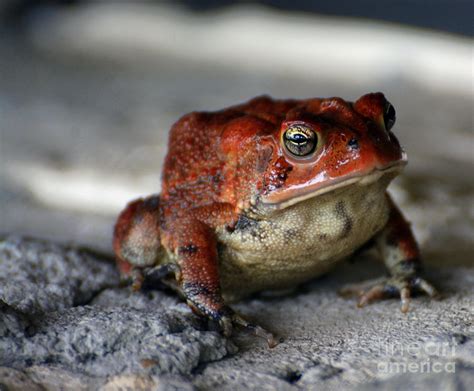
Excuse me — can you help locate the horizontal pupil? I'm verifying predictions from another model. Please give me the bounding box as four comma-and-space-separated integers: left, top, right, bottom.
283, 127, 317, 157
290, 140, 308, 145
288, 134, 307, 143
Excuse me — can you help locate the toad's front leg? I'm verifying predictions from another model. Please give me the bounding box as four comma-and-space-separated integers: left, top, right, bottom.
341, 194, 439, 312
164, 213, 277, 347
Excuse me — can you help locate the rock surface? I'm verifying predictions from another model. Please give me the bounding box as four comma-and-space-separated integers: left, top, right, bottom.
0, 236, 235, 389
0, 236, 117, 315
0, 235, 472, 390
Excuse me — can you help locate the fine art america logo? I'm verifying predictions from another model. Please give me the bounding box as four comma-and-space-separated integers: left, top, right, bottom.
376, 338, 457, 374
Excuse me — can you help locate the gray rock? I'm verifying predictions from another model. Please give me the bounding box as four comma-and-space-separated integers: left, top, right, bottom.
192, 261, 474, 391
0, 236, 235, 389
357, 363, 474, 391
0, 366, 44, 391
0, 235, 118, 315
2, 304, 234, 377
100, 374, 194, 391
0, 365, 94, 391
0, 234, 472, 391
0, 365, 195, 391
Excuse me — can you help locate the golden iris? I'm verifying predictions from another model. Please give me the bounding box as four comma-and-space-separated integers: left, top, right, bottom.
283, 125, 317, 157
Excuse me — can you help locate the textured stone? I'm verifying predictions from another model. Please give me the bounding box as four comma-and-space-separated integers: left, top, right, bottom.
191, 260, 473, 390
0, 236, 118, 315
12, 366, 93, 391
0, 223, 472, 391
0, 367, 43, 391
100, 374, 194, 391
1, 304, 234, 377
357, 363, 474, 391
0, 236, 235, 390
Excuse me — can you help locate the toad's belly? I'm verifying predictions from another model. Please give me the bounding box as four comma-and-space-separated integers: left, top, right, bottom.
217, 180, 391, 301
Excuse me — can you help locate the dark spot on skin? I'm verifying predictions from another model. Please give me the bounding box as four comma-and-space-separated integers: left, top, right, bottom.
264, 157, 293, 192
347, 138, 359, 150
342, 220, 353, 238
334, 201, 353, 239
182, 282, 228, 320
284, 228, 298, 243
396, 258, 420, 275
382, 284, 400, 297
318, 233, 328, 240
234, 214, 271, 242
183, 281, 212, 297
178, 244, 198, 255
212, 173, 223, 184
235, 214, 259, 231
259, 230, 269, 241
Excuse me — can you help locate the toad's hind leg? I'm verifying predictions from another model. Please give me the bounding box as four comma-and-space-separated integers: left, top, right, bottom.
340, 194, 438, 312
113, 195, 164, 290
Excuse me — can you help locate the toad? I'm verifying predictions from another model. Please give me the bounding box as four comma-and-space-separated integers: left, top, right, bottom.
113, 93, 438, 347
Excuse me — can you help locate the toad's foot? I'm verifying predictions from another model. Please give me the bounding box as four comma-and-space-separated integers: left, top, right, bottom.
339, 276, 439, 313
218, 310, 278, 348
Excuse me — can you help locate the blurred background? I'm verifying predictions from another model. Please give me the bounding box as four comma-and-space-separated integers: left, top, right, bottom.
0, 1, 472, 265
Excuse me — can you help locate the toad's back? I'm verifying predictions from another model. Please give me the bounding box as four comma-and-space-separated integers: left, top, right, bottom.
160, 96, 300, 216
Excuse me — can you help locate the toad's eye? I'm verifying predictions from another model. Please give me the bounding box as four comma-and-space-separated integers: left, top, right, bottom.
283, 125, 317, 157
383, 102, 396, 131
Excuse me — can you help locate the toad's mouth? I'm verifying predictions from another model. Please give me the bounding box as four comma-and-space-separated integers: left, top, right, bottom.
258, 160, 406, 212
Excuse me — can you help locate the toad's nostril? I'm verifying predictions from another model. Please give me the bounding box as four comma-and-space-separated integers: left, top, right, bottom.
347, 138, 359, 150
